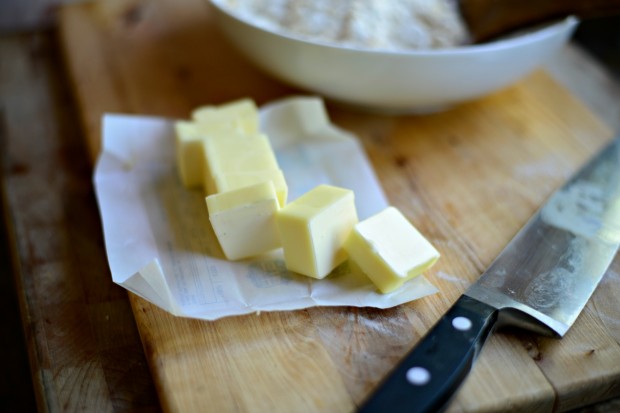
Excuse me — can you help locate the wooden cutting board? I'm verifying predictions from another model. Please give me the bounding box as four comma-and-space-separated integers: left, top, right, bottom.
58, 0, 620, 411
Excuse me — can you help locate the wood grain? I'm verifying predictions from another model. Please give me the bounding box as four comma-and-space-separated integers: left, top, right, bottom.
57, 0, 620, 412
0, 32, 160, 412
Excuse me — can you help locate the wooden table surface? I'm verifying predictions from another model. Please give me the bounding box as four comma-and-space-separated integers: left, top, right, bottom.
2, 2, 620, 412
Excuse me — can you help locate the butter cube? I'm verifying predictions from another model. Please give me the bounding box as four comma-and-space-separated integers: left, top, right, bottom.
175, 121, 206, 189
202, 133, 280, 194
205, 133, 278, 173
344, 206, 440, 294
276, 185, 358, 279
175, 117, 251, 190
206, 181, 281, 260
192, 98, 259, 134
213, 169, 288, 207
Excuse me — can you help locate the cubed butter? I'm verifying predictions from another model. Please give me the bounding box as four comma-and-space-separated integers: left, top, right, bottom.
192, 98, 259, 134
175, 121, 206, 189
178, 99, 286, 201
276, 185, 358, 279
204, 133, 278, 173
344, 206, 440, 294
206, 181, 281, 260
176, 117, 253, 190
202, 133, 280, 194
213, 169, 288, 207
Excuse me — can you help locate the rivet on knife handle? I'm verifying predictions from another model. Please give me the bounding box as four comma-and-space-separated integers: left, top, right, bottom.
358, 295, 498, 413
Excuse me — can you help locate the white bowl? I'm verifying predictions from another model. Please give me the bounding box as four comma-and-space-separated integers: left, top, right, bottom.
209, 1, 579, 113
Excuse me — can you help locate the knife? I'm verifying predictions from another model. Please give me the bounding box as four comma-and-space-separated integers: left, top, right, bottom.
358, 137, 620, 413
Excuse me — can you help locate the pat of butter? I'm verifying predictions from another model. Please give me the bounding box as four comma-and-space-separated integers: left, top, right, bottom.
277, 185, 358, 279
213, 169, 288, 207
206, 181, 281, 260
192, 98, 258, 134
175, 121, 206, 189
177, 98, 260, 190
204, 133, 279, 173
202, 133, 280, 194
344, 206, 440, 294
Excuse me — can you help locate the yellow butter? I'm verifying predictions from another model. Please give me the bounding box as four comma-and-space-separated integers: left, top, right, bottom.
276, 185, 358, 279
206, 181, 281, 260
175, 121, 206, 189
204, 133, 279, 172
178, 99, 287, 202
202, 133, 280, 194
192, 98, 259, 134
177, 99, 259, 189
344, 206, 440, 294
213, 169, 288, 207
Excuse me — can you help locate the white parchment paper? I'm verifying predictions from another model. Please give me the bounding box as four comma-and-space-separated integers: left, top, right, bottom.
94, 96, 437, 320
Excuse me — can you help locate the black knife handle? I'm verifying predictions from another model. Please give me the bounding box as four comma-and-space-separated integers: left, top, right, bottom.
358, 295, 498, 413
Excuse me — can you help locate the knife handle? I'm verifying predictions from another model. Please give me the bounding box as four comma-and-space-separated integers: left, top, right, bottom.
358, 295, 498, 413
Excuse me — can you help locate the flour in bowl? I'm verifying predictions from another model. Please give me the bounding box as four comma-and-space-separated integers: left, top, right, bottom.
217, 0, 470, 51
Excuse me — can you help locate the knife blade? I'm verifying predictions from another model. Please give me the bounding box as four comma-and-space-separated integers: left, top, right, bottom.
358, 137, 620, 413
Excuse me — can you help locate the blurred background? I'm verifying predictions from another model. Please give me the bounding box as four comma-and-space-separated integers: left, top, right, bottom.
1, 1, 620, 412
